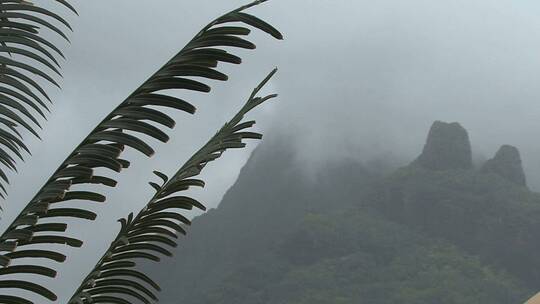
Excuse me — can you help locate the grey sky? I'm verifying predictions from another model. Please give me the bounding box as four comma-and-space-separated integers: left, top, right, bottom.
2, 0, 540, 302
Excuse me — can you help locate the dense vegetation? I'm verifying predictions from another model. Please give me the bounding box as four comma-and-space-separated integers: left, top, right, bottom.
150, 122, 539, 304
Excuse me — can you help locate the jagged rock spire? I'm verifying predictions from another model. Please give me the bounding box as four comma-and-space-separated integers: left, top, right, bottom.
413, 121, 473, 171
481, 145, 527, 187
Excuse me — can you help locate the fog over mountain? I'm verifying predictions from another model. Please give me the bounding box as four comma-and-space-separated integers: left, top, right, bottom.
148, 121, 540, 303
1, 1, 540, 302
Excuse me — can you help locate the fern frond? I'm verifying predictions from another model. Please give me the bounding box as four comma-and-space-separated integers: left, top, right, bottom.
0, 2, 281, 302
0, 0, 76, 198
68, 69, 278, 304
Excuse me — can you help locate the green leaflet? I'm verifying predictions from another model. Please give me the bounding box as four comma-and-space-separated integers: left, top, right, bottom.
112, 107, 176, 129
18, 235, 82, 247
100, 269, 161, 290
87, 131, 155, 157
27, 223, 68, 233
101, 119, 170, 143
0, 295, 33, 304
127, 94, 196, 114
5, 250, 66, 263
0, 265, 56, 277
217, 12, 283, 40
187, 35, 257, 50
205, 26, 252, 36
0, 280, 57, 301
40, 208, 98, 221
141, 77, 212, 93
88, 286, 151, 304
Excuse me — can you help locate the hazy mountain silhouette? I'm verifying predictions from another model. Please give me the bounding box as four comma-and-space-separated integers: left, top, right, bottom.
148, 122, 540, 304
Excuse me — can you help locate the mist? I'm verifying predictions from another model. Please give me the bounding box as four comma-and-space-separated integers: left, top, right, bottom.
1, 0, 540, 302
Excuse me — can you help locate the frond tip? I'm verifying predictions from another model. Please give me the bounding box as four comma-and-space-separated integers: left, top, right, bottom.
68, 69, 279, 304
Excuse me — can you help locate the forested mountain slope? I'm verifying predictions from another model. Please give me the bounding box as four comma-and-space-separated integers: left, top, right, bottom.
149, 122, 539, 304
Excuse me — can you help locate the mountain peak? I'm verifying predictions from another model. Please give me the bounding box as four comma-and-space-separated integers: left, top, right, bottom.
481, 145, 527, 187
413, 121, 472, 171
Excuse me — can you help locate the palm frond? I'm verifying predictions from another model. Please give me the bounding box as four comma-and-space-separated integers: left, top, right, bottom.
68, 69, 278, 304
0, 0, 76, 198
0, 1, 281, 302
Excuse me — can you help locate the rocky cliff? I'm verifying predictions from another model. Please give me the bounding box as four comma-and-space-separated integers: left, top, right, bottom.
413, 121, 472, 170
481, 145, 527, 187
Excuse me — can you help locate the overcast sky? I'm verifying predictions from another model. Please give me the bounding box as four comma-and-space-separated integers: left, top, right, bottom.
3, 0, 540, 302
